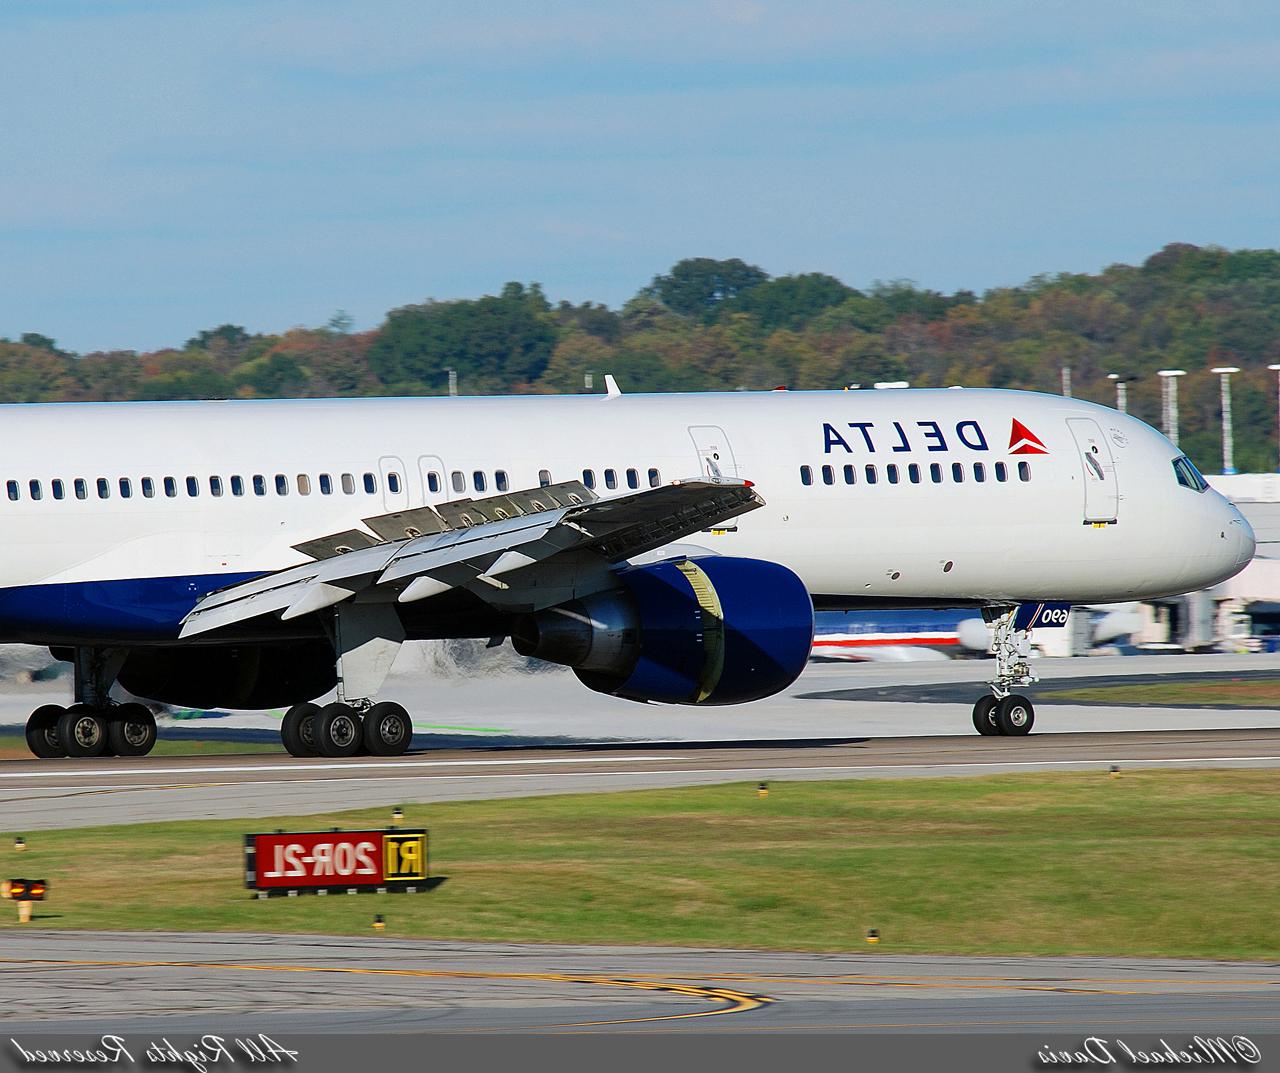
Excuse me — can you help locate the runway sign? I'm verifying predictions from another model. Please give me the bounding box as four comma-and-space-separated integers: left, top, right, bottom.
244, 828, 429, 897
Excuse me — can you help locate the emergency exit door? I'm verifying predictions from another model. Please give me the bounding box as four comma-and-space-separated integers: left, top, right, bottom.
1066, 418, 1119, 523
688, 425, 741, 531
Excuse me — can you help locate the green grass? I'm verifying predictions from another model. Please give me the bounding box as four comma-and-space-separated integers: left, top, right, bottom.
1042, 677, 1280, 708
0, 726, 279, 759
3, 769, 1278, 959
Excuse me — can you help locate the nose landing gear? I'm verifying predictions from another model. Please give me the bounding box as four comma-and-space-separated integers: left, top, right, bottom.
972, 606, 1038, 736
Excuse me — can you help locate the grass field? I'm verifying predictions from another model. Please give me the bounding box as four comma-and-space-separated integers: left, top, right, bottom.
1042, 677, 1280, 708
0, 726, 279, 761
3, 769, 1278, 959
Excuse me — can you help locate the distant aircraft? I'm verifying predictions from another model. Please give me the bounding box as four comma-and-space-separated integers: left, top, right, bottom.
810, 609, 985, 660
6, 386, 1253, 759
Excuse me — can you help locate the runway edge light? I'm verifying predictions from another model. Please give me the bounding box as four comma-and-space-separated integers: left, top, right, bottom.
1109, 765, 1121, 778
865, 929, 880, 945
13, 836, 25, 852
757, 782, 769, 799
373, 915, 386, 931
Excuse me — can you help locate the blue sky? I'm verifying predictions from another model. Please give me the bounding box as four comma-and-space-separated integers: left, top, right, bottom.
3, 1, 1279, 353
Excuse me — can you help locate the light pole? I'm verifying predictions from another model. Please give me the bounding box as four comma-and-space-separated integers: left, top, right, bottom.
1106, 373, 1136, 414
1269, 364, 1280, 473
1156, 370, 1186, 446
1211, 366, 1240, 475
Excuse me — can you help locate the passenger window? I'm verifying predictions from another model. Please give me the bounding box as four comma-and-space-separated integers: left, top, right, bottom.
605, 468, 618, 490
423, 472, 437, 495
951, 462, 965, 483
582, 469, 596, 490
973, 463, 986, 483
296, 474, 311, 496
165, 477, 178, 498
210, 476, 223, 497
648, 467, 661, 488
995, 462, 1008, 483
75, 478, 88, 500
344, 473, 358, 495
388, 472, 401, 494
449, 471, 464, 494
1018, 461, 1031, 482
364, 473, 377, 494
186, 476, 199, 497
908, 463, 921, 484
230, 475, 244, 496
52, 479, 65, 500
800, 465, 813, 486
822, 464, 835, 485
864, 464, 878, 485
253, 475, 267, 496
97, 478, 110, 499
275, 474, 289, 496
930, 463, 943, 484
141, 477, 154, 498
843, 464, 856, 485
118, 478, 131, 499
29, 480, 42, 501
886, 464, 900, 485
626, 468, 639, 489
6, 481, 18, 501
472, 471, 486, 493
539, 469, 552, 488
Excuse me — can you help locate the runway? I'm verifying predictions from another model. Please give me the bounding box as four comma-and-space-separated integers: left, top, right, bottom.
1, 932, 1276, 1035
4, 727, 1280, 830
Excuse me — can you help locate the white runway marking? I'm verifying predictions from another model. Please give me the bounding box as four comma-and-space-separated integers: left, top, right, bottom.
0, 755, 687, 780
8, 754, 1279, 796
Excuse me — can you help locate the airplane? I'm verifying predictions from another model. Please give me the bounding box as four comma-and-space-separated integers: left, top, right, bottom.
6, 385, 1254, 760
810, 608, 986, 660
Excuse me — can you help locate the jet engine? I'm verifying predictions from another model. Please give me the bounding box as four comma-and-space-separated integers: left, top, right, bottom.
512, 556, 814, 705
116, 641, 336, 710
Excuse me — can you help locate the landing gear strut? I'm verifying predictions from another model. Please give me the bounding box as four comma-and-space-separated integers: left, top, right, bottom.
23, 648, 157, 759
278, 605, 414, 759
971, 607, 1037, 737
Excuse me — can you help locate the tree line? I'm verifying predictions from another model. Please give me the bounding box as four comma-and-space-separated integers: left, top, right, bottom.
5, 242, 1280, 471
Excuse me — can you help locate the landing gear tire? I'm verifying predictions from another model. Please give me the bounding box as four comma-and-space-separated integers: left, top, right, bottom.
315, 703, 363, 758
363, 701, 412, 757
995, 694, 1034, 736
972, 696, 999, 736
26, 704, 67, 758
107, 703, 157, 757
281, 702, 321, 758
58, 704, 107, 758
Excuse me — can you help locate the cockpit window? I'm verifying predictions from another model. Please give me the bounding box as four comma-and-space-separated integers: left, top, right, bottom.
1172, 456, 1208, 492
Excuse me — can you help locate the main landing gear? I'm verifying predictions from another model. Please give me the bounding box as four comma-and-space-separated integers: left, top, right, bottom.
278, 603, 415, 759
24, 648, 158, 759
971, 607, 1037, 737
280, 701, 413, 758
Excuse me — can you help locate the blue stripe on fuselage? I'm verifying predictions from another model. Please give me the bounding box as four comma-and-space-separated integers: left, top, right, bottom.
0, 573, 262, 643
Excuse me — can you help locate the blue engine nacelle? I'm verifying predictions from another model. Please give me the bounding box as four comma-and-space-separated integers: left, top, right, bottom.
511, 556, 814, 705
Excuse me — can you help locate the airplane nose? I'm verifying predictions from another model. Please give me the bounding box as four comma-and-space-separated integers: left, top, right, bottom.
1231, 507, 1256, 566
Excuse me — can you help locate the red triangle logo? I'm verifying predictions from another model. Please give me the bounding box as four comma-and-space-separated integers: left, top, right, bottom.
1009, 418, 1049, 455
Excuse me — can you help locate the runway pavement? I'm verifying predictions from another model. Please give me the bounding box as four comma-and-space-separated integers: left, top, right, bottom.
1, 932, 1276, 1035
3, 727, 1280, 829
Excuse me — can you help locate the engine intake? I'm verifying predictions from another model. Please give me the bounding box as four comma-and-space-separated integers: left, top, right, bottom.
513, 556, 813, 705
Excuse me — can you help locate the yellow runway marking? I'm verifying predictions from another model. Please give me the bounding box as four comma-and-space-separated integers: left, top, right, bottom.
0, 958, 773, 1028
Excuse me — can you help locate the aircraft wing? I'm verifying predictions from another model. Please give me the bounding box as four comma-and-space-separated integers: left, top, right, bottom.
178, 478, 762, 638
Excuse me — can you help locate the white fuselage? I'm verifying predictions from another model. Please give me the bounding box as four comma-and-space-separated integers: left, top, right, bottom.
0, 388, 1254, 643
